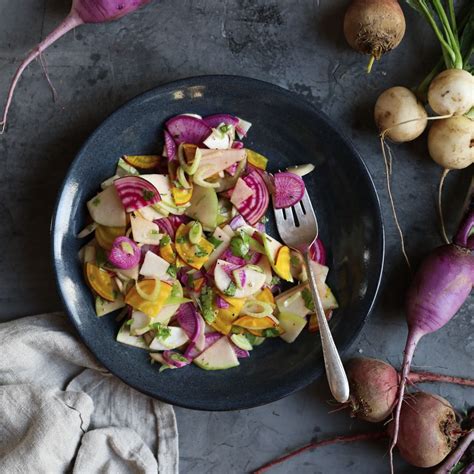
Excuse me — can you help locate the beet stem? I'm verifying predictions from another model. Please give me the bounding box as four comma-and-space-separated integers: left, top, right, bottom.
433, 430, 474, 474
389, 329, 423, 474
408, 371, 474, 387
0, 11, 83, 133
253, 431, 387, 474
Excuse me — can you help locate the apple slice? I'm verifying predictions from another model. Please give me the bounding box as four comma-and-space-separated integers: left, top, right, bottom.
278, 311, 307, 343
87, 185, 126, 227
95, 295, 125, 317
275, 283, 312, 318
130, 213, 162, 245
203, 227, 231, 270
148, 327, 189, 351
196, 149, 246, 179
116, 324, 148, 350
185, 185, 218, 231
140, 251, 170, 279
214, 260, 266, 298
152, 304, 180, 325
193, 337, 239, 370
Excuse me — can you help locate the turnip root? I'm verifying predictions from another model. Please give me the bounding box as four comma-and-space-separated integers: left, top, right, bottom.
374, 87, 428, 142
0, 0, 152, 133
343, 0, 405, 72
389, 212, 474, 473
388, 392, 461, 468
428, 116, 474, 170
346, 357, 398, 423
428, 69, 474, 116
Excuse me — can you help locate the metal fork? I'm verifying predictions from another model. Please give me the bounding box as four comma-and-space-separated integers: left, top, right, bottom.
273, 189, 350, 403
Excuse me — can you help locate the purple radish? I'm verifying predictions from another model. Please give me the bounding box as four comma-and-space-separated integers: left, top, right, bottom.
108, 236, 141, 269
389, 211, 474, 472
273, 172, 305, 209
232, 141, 245, 150
216, 295, 230, 309
309, 238, 327, 265
229, 214, 247, 230
0, 0, 151, 133
202, 114, 239, 129
164, 130, 177, 161
114, 176, 161, 212
186, 332, 221, 360
162, 350, 190, 369
165, 115, 211, 145
231, 342, 250, 359
154, 217, 176, 239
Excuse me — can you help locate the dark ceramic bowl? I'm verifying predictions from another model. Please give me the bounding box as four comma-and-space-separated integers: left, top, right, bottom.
52, 75, 384, 411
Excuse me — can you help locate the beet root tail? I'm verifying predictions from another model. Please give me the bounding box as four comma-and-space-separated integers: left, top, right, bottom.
0, 12, 83, 134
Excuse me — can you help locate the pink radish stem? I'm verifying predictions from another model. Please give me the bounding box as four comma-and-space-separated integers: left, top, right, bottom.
408, 371, 474, 387
0, 13, 83, 133
253, 431, 387, 474
1, 0, 151, 133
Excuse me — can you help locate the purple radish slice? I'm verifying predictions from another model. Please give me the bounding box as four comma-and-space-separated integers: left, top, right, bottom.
309, 238, 327, 265
177, 303, 205, 359
220, 249, 247, 267
231, 342, 250, 359
216, 295, 230, 309
229, 214, 247, 230
164, 130, 177, 162
248, 251, 261, 265
186, 332, 222, 360
165, 115, 211, 145
236, 169, 270, 225
114, 176, 161, 212
154, 217, 175, 240
232, 268, 247, 288
108, 236, 141, 269
255, 222, 265, 233
202, 114, 239, 129
232, 141, 244, 150
162, 350, 190, 369
273, 172, 305, 209
226, 162, 239, 175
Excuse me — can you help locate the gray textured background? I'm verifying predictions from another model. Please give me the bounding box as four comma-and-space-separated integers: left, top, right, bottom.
0, 1, 472, 473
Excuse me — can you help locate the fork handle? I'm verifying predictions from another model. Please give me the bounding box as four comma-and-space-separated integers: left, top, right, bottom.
304, 252, 350, 403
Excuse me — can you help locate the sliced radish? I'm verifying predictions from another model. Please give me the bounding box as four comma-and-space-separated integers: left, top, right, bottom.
108, 237, 141, 270
309, 238, 327, 265
235, 170, 270, 225
273, 172, 305, 209
202, 114, 239, 129
114, 176, 161, 212
166, 115, 211, 145
164, 130, 177, 161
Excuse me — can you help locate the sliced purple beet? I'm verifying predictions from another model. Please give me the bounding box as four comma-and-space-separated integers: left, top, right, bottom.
164, 130, 177, 161
273, 172, 305, 209
236, 169, 270, 225
202, 114, 239, 129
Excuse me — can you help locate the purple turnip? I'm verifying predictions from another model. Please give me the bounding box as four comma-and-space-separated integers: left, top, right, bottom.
389, 211, 474, 472
0, 0, 152, 133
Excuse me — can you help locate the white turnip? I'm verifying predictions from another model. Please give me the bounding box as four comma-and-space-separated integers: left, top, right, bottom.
0, 0, 152, 133
344, 0, 406, 72
428, 69, 474, 116
374, 87, 428, 142
388, 392, 461, 468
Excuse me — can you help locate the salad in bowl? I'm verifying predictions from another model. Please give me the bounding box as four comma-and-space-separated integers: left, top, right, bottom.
78, 113, 338, 372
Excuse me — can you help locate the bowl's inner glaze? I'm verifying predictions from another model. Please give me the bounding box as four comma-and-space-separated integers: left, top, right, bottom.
53, 76, 384, 410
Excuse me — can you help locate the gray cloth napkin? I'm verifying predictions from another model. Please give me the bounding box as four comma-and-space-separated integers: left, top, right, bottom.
0, 313, 179, 474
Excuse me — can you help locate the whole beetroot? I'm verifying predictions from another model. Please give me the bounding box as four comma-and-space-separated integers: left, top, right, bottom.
389, 392, 461, 468
346, 357, 398, 423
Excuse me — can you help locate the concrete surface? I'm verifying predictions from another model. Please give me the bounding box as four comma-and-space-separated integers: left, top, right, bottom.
0, 1, 472, 473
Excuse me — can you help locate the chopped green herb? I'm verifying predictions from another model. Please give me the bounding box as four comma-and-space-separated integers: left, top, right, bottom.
166, 264, 177, 278
92, 197, 101, 207
150, 229, 160, 236
142, 189, 155, 201
199, 286, 216, 323
176, 236, 187, 244
230, 326, 244, 334
160, 235, 171, 247
194, 245, 208, 257
302, 288, 315, 311
208, 235, 223, 248
230, 236, 250, 258
124, 319, 133, 327
170, 282, 182, 298
95, 247, 108, 267
169, 353, 188, 363
260, 216, 269, 224
219, 124, 231, 133
290, 255, 300, 266
159, 364, 171, 373
112, 289, 119, 299
224, 281, 237, 297
270, 276, 281, 286
262, 327, 280, 338
150, 323, 171, 339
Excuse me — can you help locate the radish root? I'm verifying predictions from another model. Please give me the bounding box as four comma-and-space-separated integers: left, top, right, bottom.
0, 12, 83, 134
39, 53, 58, 103
253, 431, 387, 474
438, 168, 451, 245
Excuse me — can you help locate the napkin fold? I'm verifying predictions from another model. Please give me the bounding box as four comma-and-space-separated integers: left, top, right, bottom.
0, 313, 178, 474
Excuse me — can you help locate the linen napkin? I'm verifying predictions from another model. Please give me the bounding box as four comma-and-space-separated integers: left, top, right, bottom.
0, 313, 178, 474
